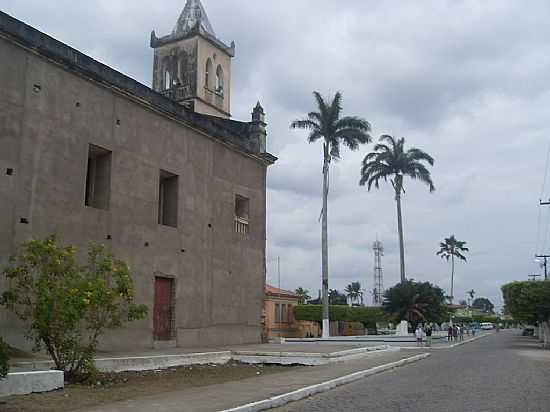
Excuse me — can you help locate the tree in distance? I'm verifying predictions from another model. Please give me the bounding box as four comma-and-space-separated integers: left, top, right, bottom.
436, 235, 469, 304
345, 282, 363, 305
360, 135, 435, 283
295, 287, 311, 304
329, 289, 348, 306
291, 91, 372, 336
467, 289, 476, 306
502, 281, 550, 348
472, 297, 495, 314
383, 280, 448, 328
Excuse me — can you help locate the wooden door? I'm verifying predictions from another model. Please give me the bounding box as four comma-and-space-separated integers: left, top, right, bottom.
154, 277, 174, 341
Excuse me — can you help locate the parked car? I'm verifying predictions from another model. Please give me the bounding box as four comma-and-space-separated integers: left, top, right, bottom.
480, 322, 494, 330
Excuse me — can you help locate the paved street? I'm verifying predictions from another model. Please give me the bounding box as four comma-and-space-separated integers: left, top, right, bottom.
275, 331, 550, 412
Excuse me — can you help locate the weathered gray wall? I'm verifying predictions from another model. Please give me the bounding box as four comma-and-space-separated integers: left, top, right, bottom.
0, 34, 267, 351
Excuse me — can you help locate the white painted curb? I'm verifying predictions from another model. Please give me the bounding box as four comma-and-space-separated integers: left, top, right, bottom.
219, 353, 431, 412
399, 331, 492, 350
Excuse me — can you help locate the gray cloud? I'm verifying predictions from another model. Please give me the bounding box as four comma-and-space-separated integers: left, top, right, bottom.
4, 0, 550, 309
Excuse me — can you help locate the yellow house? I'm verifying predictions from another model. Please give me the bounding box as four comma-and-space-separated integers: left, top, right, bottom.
263, 285, 300, 339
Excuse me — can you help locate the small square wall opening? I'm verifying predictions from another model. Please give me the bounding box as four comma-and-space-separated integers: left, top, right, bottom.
85, 144, 112, 210
234, 195, 249, 234
158, 170, 179, 228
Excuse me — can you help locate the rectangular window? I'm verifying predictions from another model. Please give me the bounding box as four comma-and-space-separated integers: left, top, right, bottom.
158, 170, 179, 228
275, 303, 281, 323
288, 304, 293, 323
234, 195, 249, 234
85, 144, 111, 210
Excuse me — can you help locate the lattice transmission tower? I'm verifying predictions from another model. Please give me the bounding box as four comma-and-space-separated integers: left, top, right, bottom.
372, 240, 384, 306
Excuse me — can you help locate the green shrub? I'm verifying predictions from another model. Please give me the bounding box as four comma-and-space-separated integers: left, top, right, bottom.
0, 338, 8, 379
294, 305, 388, 328
1, 235, 148, 382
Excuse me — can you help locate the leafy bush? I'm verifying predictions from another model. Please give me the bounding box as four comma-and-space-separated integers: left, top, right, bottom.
383, 280, 448, 325
0, 338, 8, 379
502, 281, 550, 323
294, 305, 388, 328
1, 236, 148, 382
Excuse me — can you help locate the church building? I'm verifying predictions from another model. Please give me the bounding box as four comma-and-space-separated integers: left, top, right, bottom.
0, 0, 276, 350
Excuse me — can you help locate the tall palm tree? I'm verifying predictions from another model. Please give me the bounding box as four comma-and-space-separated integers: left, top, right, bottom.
436, 235, 469, 304
345, 282, 362, 305
291, 92, 371, 337
467, 289, 475, 307
360, 135, 435, 282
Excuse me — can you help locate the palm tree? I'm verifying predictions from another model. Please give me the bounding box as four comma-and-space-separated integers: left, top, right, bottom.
360, 135, 435, 282
291, 92, 371, 337
295, 287, 311, 305
436, 235, 469, 304
467, 289, 475, 307
345, 282, 362, 305
383, 280, 447, 329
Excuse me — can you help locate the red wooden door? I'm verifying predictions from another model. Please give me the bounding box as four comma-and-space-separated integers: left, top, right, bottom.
154, 277, 174, 341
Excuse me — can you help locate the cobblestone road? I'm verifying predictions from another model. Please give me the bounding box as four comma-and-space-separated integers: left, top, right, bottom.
274, 331, 550, 412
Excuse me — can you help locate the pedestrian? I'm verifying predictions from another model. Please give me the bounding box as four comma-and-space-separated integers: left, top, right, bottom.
425, 324, 433, 347
447, 325, 453, 342
453, 325, 458, 342
459, 324, 465, 341
415, 325, 424, 347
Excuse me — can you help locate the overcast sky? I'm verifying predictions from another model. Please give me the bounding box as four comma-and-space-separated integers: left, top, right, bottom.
4, 0, 550, 310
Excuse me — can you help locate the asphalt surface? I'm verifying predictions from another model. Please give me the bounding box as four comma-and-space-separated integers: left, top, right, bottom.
274, 330, 550, 412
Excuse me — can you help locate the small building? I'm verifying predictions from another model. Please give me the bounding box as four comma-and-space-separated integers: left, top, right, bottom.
0, 0, 276, 351
263, 285, 300, 339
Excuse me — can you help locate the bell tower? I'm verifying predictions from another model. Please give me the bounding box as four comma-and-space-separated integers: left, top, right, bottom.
151, 0, 235, 118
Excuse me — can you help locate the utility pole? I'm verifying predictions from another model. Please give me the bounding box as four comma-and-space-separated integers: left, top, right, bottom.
535, 255, 550, 280
538, 198, 550, 279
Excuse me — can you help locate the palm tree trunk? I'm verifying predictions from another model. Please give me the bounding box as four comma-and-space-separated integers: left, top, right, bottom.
450, 254, 455, 304
321, 144, 330, 338
395, 175, 406, 283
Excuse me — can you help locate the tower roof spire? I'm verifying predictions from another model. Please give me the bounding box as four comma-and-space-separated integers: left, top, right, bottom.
173, 0, 216, 37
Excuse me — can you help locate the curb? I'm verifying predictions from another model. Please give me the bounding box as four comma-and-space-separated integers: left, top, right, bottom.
219, 353, 430, 412
399, 331, 492, 350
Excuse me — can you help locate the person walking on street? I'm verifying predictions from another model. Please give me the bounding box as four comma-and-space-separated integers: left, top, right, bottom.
425, 324, 433, 347
447, 325, 453, 342
415, 325, 424, 347
459, 324, 465, 341
453, 325, 458, 342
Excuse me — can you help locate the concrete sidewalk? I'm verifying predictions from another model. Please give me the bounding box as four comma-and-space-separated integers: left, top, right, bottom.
82, 350, 419, 412
11, 342, 385, 373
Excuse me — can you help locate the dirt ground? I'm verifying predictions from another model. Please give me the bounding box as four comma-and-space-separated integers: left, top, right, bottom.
0, 362, 299, 412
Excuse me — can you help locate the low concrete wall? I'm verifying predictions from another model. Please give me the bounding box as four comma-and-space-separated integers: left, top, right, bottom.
94, 351, 232, 372
0, 371, 64, 397
14, 351, 232, 374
